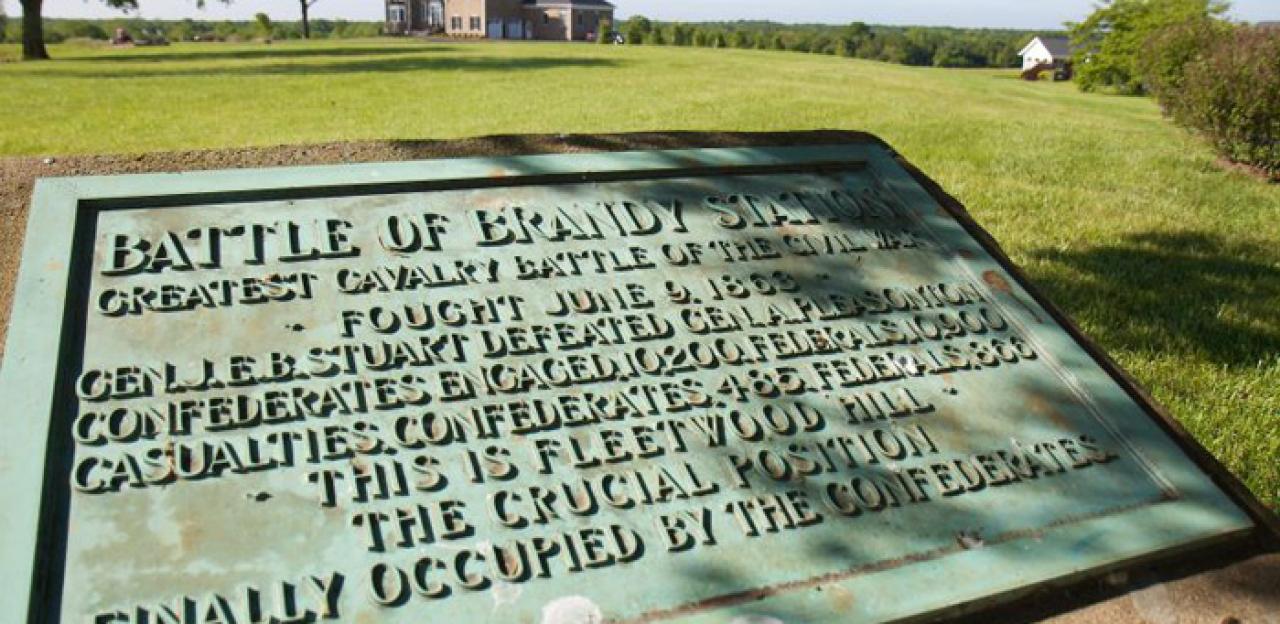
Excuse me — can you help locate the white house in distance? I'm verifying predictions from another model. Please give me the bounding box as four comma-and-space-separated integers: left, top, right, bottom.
1019, 36, 1072, 71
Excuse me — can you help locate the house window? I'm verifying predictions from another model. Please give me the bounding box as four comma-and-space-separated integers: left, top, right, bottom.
470, 16, 481, 31
450, 16, 462, 30
542, 14, 549, 25
427, 0, 443, 27
390, 5, 406, 23
576, 14, 583, 25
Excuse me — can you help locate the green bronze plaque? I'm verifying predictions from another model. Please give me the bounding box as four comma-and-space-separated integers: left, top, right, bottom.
0, 144, 1254, 623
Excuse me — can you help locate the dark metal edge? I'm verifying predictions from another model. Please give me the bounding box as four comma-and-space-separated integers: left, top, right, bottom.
81, 160, 867, 211
883, 144, 1280, 543
17, 130, 1276, 624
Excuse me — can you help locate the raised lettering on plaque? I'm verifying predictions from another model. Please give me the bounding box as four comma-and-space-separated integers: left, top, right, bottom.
0, 144, 1252, 624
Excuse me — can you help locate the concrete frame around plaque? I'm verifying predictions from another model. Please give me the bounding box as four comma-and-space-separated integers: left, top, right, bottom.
0, 142, 1260, 623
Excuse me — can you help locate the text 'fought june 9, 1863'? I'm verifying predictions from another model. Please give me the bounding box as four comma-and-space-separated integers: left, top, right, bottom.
63, 168, 1168, 624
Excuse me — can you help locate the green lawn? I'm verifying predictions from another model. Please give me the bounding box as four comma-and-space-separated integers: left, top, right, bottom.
1, 39, 1277, 509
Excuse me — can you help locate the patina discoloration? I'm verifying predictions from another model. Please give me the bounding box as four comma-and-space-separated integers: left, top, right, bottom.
0, 142, 1260, 624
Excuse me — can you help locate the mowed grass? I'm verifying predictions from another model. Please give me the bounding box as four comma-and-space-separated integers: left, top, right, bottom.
1, 39, 1277, 508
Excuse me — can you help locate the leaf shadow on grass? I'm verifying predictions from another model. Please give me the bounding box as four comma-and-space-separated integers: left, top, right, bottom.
18, 132, 1272, 623
623, 220, 1280, 621
1027, 231, 1280, 369
422, 153, 1273, 621
574, 223, 1273, 623
9, 52, 621, 78
67, 45, 451, 64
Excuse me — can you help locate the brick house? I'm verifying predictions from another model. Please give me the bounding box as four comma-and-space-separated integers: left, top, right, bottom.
384, 0, 615, 41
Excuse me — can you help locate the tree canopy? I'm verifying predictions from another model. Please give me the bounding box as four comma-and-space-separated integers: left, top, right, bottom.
1069, 0, 1229, 94
18, 0, 227, 59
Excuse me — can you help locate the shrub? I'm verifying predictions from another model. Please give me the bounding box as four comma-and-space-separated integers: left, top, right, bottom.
809, 34, 835, 54
1172, 27, 1280, 176
254, 13, 273, 40
1138, 17, 1229, 102
933, 40, 983, 67
623, 16, 650, 45
1071, 0, 1227, 94
665, 23, 689, 46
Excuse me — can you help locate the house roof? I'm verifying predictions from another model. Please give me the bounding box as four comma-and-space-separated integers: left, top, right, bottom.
1020, 36, 1073, 59
523, 0, 615, 8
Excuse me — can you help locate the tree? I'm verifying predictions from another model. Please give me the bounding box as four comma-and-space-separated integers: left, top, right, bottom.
0, 4, 7, 44
834, 36, 851, 57
617, 19, 1041, 69
675, 23, 692, 46
19, 0, 225, 60
299, 0, 319, 39
214, 19, 240, 40
65, 20, 108, 39
18, 0, 49, 59
254, 12, 272, 39
1069, 0, 1227, 94
838, 21, 871, 57
664, 23, 689, 46
901, 27, 940, 65
809, 34, 834, 54
623, 16, 651, 45
691, 28, 707, 47
932, 40, 981, 67
844, 21, 871, 42
787, 31, 813, 52
597, 17, 611, 44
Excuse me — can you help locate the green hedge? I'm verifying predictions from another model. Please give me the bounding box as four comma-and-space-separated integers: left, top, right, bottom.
1137, 18, 1229, 103
1150, 26, 1280, 177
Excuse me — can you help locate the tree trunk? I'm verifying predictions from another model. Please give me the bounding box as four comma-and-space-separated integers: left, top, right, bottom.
301, 0, 311, 39
20, 0, 49, 61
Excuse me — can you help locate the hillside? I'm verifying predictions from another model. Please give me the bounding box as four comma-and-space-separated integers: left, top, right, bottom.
0, 39, 1277, 507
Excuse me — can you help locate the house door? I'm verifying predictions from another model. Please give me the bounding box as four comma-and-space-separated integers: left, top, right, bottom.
487, 19, 503, 39
506, 19, 523, 40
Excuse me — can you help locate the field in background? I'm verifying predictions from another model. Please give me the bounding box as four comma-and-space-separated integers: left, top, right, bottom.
1, 39, 1277, 508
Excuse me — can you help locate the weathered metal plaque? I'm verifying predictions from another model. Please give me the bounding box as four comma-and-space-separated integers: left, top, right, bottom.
0, 145, 1254, 623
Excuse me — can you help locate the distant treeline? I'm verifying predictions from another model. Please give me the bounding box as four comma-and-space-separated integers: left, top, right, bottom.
0, 17, 382, 44
608, 18, 1054, 68
0, 14, 1049, 70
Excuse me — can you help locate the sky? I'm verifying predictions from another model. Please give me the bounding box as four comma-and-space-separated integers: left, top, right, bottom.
3, 0, 1276, 29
